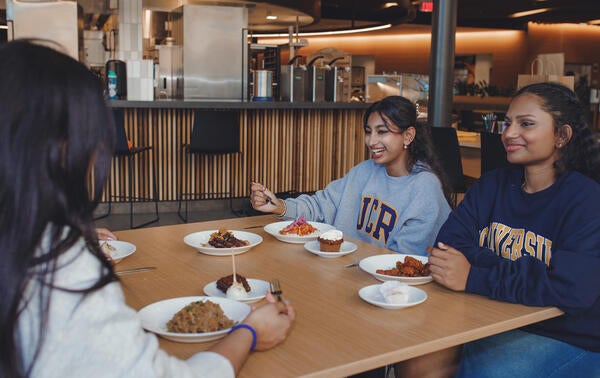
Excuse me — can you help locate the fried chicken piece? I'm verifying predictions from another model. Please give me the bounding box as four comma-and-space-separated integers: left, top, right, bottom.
403, 256, 424, 269
376, 256, 430, 277
399, 265, 419, 277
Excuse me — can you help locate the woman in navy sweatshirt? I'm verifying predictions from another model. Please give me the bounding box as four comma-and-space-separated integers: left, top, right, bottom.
428, 82, 600, 377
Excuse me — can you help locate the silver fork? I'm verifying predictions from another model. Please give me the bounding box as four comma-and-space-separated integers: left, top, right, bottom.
270, 279, 282, 302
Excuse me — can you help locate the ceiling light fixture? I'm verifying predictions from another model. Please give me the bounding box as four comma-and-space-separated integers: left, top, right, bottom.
253, 23, 392, 38
509, 8, 552, 18
266, 10, 277, 20
384, 2, 399, 8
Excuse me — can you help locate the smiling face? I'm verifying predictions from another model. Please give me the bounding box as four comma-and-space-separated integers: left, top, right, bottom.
501, 93, 562, 170
364, 112, 413, 177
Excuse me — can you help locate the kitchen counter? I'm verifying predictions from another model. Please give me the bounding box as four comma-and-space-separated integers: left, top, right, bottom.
453, 95, 511, 112
102, 105, 368, 204
102, 100, 489, 205
108, 99, 371, 110
457, 130, 485, 180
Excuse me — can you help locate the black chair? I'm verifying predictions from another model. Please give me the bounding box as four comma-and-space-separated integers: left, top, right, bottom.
96, 109, 159, 229
480, 132, 510, 175
429, 126, 467, 209
177, 110, 240, 223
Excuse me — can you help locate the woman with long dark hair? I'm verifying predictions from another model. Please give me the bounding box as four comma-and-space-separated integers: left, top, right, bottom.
428, 82, 600, 376
250, 96, 451, 256
0, 40, 294, 378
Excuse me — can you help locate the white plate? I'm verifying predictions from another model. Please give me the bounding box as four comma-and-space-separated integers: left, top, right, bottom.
264, 221, 335, 244
359, 254, 433, 285
183, 231, 263, 256
303, 240, 357, 258
101, 240, 136, 264
138, 296, 251, 343
203, 279, 270, 304
359, 284, 428, 310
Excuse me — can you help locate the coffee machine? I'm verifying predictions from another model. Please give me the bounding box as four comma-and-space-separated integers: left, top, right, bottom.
325, 57, 349, 102
251, 70, 274, 101
307, 55, 326, 102
280, 55, 308, 102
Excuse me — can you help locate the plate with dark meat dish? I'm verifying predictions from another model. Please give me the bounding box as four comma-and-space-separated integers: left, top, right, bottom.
359, 254, 433, 285
184, 229, 263, 256
203, 274, 270, 303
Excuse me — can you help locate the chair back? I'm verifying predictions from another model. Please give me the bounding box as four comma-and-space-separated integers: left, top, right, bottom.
190, 110, 240, 154
480, 132, 510, 175
430, 126, 466, 194
112, 108, 131, 155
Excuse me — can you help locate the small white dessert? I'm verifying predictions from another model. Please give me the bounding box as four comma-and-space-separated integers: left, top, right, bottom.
319, 229, 343, 241
318, 229, 344, 252
379, 281, 409, 304
226, 282, 249, 300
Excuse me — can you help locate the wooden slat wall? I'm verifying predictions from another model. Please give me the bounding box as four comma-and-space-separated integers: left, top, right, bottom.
104, 107, 367, 203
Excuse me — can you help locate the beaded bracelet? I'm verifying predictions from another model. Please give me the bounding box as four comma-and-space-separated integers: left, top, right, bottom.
277, 199, 287, 216
228, 323, 257, 352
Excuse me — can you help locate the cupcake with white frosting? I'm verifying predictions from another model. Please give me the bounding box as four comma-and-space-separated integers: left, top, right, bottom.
317, 229, 343, 252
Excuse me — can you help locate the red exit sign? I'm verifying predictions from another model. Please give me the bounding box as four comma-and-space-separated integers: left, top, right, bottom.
420, 1, 433, 12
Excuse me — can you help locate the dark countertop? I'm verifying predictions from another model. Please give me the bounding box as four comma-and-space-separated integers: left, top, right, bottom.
108, 99, 371, 110
107, 97, 513, 111
452, 95, 511, 112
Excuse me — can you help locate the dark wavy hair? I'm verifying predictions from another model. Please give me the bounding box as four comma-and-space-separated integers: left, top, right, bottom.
515, 82, 600, 183
363, 96, 452, 204
0, 40, 116, 377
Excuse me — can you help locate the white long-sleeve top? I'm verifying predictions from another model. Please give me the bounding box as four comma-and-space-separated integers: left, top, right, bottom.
16, 234, 234, 377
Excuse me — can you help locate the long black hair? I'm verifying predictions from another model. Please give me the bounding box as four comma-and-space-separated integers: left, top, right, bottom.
363, 96, 453, 205
0, 40, 116, 377
515, 82, 600, 183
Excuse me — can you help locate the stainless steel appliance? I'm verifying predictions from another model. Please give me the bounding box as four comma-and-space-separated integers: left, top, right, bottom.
307, 55, 325, 102
156, 42, 183, 99
247, 42, 280, 101
83, 29, 105, 68
280, 55, 308, 102
252, 70, 273, 101
171, 4, 248, 100
10, 0, 81, 61
325, 57, 348, 102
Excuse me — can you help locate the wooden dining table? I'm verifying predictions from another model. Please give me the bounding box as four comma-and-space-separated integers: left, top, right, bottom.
116, 214, 563, 378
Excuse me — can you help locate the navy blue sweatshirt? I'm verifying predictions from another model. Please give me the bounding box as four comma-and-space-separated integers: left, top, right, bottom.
436, 167, 600, 351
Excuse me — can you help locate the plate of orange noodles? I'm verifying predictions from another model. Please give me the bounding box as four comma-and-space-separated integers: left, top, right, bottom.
263, 220, 335, 244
